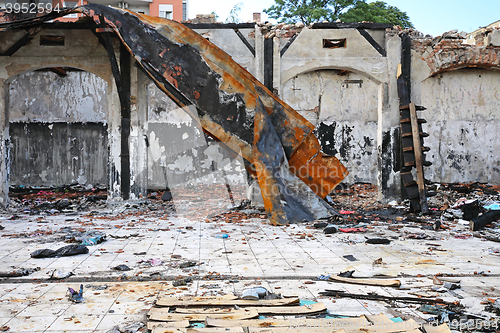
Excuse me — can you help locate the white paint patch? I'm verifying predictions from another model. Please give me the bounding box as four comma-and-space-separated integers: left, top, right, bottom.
168, 154, 194, 172
39, 170, 48, 182
148, 131, 166, 163
182, 132, 189, 140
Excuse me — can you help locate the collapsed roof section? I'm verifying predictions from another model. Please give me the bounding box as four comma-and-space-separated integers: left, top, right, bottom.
0, 5, 348, 225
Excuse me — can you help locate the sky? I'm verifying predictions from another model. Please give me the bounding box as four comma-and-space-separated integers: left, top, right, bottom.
187, 0, 500, 37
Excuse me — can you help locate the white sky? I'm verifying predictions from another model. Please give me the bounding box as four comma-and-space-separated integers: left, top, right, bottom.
187, 0, 500, 37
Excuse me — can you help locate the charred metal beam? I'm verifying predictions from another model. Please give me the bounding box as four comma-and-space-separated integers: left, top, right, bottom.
263, 38, 273, 92
120, 42, 131, 200
357, 28, 386, 57
311, 22, 392, 30
183, 22, 254, 29
233, 28, 255, 56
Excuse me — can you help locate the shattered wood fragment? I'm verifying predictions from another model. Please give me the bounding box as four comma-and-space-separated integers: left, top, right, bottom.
156, 297, 300, 307
148, 308, 259, 321
328, 275, 401, 287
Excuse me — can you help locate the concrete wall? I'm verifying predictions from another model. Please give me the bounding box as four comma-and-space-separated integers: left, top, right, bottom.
146, 82, 247, 189
282, 70, 379, 184
7, 70, 108, 187
413, 69, 500, 183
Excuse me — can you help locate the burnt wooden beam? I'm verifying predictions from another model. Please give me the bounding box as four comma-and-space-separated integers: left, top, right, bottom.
311, 22, 392, 30
183, 22, 254, 29
120, 42, 131, 200
47, 67, 67, 77
94, 15, 131, 200
470, 210, 500, 231
357, 28, 386, 57
280, 33, 298, 57
233, 28, 255, 56
263, 38, 273, 92
1, 26, 41, 56
319, 290, 456, 305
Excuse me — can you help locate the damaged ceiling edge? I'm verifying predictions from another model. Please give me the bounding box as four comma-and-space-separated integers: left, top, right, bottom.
0, 5, 348, 225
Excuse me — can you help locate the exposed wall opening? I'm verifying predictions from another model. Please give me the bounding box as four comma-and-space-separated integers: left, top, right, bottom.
40, 35, 65, 46
7, 68, 109, 192
323, 38, 346, 48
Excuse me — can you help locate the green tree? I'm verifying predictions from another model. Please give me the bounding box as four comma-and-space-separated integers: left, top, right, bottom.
340, 1, 413, 28
264, 0, 361, 25
264, 0, 413, 28
225, 2, 244, 23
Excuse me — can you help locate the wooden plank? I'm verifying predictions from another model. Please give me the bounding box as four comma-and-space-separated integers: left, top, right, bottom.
364, 319, 420, 333
423, 323, 452, 333
152, 328, 245, 333
328, 276, 401, 287
157, 294, 238, 301
365, 314, 394, 326
205, 316, 369, 329
148, 320, 190, 329
157, 297, 300, 307
176, 302, 326, 315
148, 308, 259, 321
249, 328, 347, 333
409, 103, 429, 213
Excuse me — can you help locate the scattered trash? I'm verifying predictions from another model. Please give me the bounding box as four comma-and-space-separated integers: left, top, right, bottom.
339, 210, 355, 214
338, 227, 366, 233
323, 226, 337, 234
372, 258, 384, 265
338, 270, 354, 277
484, 202, 500, 210
215, 233, 229, 238
68, 284, 84, 303
365, 238, 391, 244
179, 261, 197, 269
109, 233, 139, 239
241, 287, 268, 300
0, 267, 40, 278
342, 255, 358, 261
49, 270, 74, 279
172, 277, 192, 286
313, 222, 328, 229
31, 245, 89, 258
113, 265, 131, 271
316, 274, 331, 281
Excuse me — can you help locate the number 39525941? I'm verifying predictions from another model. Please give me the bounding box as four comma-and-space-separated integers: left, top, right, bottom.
5, 2, 62, 14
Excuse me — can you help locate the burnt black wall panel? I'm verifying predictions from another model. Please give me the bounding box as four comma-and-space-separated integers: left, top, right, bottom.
9, 122, 108, 187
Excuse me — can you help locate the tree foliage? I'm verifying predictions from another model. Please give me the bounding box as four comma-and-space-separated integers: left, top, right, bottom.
264, 0, 413, 28
340, 1, 413, 28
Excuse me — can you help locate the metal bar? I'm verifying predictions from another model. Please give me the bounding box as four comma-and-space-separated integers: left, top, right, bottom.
233, 28, 255, 56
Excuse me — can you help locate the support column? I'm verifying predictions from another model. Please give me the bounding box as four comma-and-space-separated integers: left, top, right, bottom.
377, 35, 403, 201
0, 69, 9, 207
129, 63, 148, 200
254, 24, 264, 84
107, 58, 122, 202
272, 36, 281, 96
119, 43, 131, 200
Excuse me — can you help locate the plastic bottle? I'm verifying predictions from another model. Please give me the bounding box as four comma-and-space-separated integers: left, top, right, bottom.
214, 233, 229, 239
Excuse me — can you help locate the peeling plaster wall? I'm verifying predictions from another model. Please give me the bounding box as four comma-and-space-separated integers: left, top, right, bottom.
282, 70, 379, 184
8, 70, 108, 187
414, 69, 500, 183
146, 83, 246, 189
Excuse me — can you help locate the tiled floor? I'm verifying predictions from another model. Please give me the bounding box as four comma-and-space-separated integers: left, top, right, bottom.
0, 202, 499, 332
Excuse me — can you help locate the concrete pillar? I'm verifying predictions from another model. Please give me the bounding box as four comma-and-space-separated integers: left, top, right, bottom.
107, 65, 122, 202
377, 35, 403, 201
0, 66, 8, 207
272, 36, 281, 96
129, 63, 148, 200
254, 24, 264, 83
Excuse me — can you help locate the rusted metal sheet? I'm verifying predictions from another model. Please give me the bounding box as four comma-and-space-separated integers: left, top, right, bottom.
0, 5, 348, 224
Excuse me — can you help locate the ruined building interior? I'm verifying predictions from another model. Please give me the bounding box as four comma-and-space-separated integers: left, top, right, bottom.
0, 5, 499, 333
